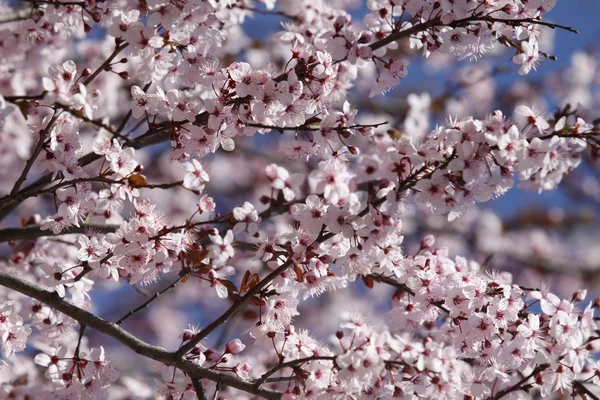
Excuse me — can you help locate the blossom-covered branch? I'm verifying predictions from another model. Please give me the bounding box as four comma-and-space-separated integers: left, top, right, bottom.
1, 0, 599, 398
0, 270, 282, 399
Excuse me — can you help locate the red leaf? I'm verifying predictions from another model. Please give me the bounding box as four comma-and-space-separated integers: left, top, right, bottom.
293, 265, 304, 282
362, 275, 374, 289
240, 270, 251, 293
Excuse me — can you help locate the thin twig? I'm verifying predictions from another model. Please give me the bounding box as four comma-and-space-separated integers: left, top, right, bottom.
368, 14, 578, 54
465, 15, 579, 34
488, 364, 549, 400
82, 42, 129, 87
254, 356, 336, 387
175, 260, 293, 358
58, 104, 131, 144
141, 180, 183, 189
18, 0, 85, 5
115, 274, 189, 325
368, 273, 465, 320
0, 223, 120, 243
4, 94, 45, 102
9, 110, 62, 196
73, 324, 86, 359
246, 121, 388, 132
369, 17, 441, 51
117, 82, 151, 135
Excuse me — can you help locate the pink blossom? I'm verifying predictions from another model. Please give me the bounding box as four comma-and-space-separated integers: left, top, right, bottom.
0, 2, 598, 399
513, 38, 541, 75
209, 230, 235, 265
232, 201, 260, 234
182, 159, 210, 192
225, 338, 246, 355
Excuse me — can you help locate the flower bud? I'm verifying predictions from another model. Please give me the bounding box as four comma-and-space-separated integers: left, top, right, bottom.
259, 195, 271, 205
572, 289, 587, 302
359, 127, 374, 136
358, 32, 372, 43
181, 329, 195, 341
90, 12, 102, 22
420, 234, 435, 249
225, 339, 245, 355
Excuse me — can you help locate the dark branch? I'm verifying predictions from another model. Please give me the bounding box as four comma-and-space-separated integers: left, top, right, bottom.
115, 274, 188, 325
253, 356, 336, 387
82, 42, 129, 87
368, 15, 578, 54
9, 110, 62, 196
175, 260, 293, 357
246, 121, 388, 132
489, 364, 549, 400
573, 381, 600, 400
0, 271, 282, 400
192, 378, 208, 400
0, 223, 120, 243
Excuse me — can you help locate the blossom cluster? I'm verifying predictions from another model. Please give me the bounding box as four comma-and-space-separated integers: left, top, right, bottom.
34, 345, 119, 399
0, 0, 598, 399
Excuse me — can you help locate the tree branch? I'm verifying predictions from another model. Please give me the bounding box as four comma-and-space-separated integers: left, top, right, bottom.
192, 377, 208, 400
58, 104, 131, 144
368, 273, 465, 320
9, 110, 62, 196
0, 271, 282, 400
465, 15, 579, 34
0, 7, 32, 25
0, 223, 119, 243
18, 0, 85, 5
175, 260, 293, 358
82, 42, 129, 87
488, 364, 549, 400
115, 273, 188, 325
246, 121, 388, 132
368, 14, 578, 54
1, 176, 123, 209
369, 17, 441, 51
573, 381, 600, 400
253, 356, 336, 387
